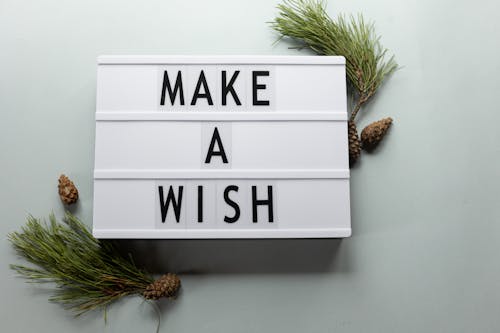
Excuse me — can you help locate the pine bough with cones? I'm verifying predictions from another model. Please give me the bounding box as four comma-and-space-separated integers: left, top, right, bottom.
9, 176, 181, 329
271, 0, 398, 167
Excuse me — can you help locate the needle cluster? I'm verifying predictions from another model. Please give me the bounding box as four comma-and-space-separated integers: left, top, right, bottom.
271, 0, 397, 120
9, 213, 154, 315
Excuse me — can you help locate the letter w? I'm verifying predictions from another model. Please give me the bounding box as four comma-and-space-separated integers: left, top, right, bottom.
158, 185, 183, 222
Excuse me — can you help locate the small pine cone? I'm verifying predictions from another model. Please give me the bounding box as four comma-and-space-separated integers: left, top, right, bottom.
361, 117, 393, 151
58, 174, 79, 205
348, 120, 361, 167
143, 273, 181, 300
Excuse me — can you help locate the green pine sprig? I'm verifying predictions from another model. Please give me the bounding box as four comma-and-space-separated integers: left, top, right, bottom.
270, 0, 398, 121
8, 213, 154, 316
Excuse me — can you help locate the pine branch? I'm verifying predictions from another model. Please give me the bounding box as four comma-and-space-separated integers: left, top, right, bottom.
8, 213, 154, 316
270, 0, 398, 121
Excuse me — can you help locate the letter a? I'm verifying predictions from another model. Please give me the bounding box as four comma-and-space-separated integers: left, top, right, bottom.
205, 127, 228, 164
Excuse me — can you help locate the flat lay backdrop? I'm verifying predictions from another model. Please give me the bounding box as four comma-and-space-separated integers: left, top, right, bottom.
1, 0, 499, 332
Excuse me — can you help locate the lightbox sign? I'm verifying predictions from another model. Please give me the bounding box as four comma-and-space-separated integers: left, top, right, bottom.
93, 56, 351, 238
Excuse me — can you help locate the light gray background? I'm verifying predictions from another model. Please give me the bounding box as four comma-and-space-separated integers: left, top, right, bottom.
1, 0, 499, 332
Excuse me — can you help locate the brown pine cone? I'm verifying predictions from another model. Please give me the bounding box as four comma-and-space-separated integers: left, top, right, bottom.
361, 117, 393, 151
348, 120, 361, 167
143, 273, 181, 300
58, 174, 79, 205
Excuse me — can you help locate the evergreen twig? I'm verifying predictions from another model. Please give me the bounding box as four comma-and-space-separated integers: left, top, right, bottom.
270, 0, 398, 121
8, 213, 154, 316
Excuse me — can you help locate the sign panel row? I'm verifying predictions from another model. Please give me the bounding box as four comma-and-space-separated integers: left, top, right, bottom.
97, 58, 346, 112
92, 179, 351, 238
94, 121, 348, 170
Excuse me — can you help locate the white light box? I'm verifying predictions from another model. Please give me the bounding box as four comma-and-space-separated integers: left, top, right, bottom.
93, 55, 351, 239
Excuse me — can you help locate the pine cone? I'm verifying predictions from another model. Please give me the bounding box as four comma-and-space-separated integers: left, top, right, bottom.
361, 117, 393, 151
58, 174, 79, 205
348, 120, 361, 167
143, 273, 181, 300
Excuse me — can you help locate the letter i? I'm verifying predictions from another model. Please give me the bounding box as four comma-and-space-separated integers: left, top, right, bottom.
197, 185, 203, 223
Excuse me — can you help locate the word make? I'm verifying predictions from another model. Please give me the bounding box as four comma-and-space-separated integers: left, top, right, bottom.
160, 69, 271, 107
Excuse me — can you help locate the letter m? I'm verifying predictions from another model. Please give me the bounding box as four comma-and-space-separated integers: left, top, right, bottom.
160, 71, 185, 106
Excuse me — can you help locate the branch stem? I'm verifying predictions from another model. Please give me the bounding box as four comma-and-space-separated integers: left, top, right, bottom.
350, 101, 361, 122
350, 93, 367, 122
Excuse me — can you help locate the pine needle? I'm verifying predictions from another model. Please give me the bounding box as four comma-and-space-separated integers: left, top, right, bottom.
270, 0, 398, 120
8, 212, 154, 316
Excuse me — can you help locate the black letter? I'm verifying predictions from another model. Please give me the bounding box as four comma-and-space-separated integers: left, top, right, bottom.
197, 185, 203, 223
252, 186, 274, 223
222, 70, 241, 105
252, 71, 270, 106
158, 185, 183, 222
160, 71, 184, 106
205, 127, 228, 164
191, 70, 213, 105
224, 185, 240, 223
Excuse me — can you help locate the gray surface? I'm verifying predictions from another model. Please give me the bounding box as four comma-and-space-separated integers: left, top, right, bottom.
1, 0, 500, 332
